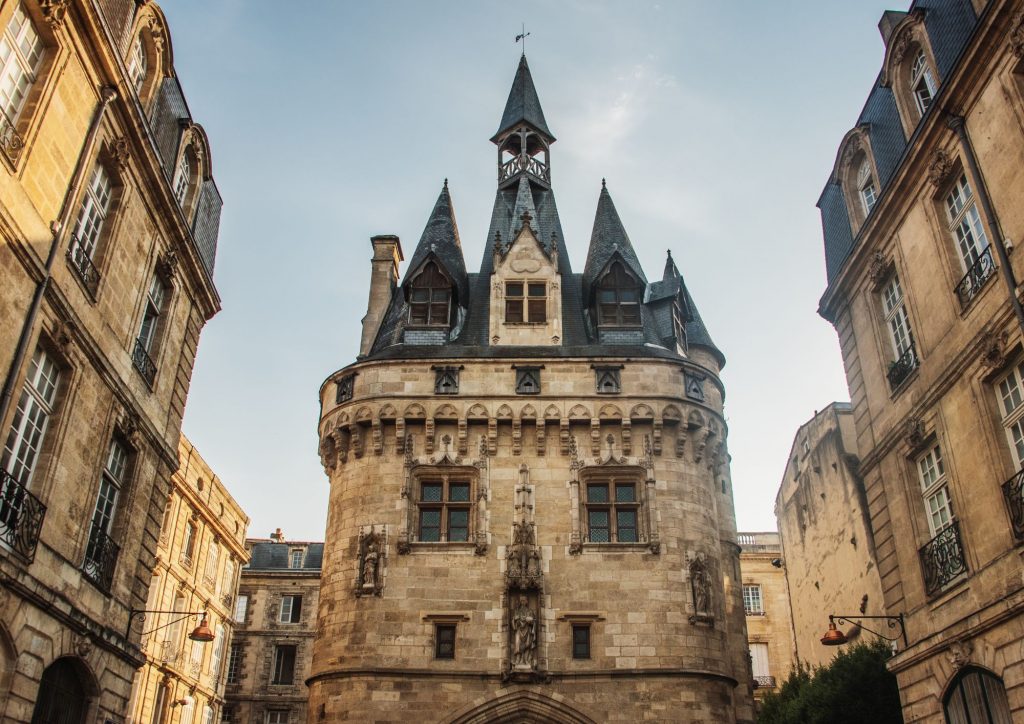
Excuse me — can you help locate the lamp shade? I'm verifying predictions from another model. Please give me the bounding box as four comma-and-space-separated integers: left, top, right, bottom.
820, 621, 848, 646
188, 614, 215, 643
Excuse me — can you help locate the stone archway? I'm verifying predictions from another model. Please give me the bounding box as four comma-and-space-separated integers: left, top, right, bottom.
448, 690, 596, 724
30, 656, 97, 724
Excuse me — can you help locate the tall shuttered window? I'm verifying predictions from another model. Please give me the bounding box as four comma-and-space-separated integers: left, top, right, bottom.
0, 3, 44, 123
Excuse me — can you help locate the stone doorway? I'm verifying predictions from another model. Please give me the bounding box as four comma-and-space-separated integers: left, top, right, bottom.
30, 657, 95, 724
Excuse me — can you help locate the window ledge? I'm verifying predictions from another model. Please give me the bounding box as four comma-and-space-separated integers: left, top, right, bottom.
406, 542, 478, 554
580, 542, 651, 553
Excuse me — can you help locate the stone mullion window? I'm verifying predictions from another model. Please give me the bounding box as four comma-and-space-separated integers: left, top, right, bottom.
416, 474, 472, 543
582, 476, 641, 543
596, 261, 642, 327
408, 261, 452, 327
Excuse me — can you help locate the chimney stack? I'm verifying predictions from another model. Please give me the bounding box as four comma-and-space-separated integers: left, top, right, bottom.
359, 235, 404, 358
270, 528, 284, 542
878, 10, 908, 47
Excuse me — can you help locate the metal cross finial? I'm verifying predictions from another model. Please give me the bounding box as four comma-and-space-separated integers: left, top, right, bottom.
515, 23, 530, 56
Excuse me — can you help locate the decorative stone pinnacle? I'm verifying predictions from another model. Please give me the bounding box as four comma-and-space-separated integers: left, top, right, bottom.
601, 178, 606, 189
443, 178, 448, 189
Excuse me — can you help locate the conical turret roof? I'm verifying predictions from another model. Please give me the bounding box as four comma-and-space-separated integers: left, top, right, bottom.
403, 181, 469, 306
492, 55, 555, 142
582, 182, 647, 301
652, 250, 724, 367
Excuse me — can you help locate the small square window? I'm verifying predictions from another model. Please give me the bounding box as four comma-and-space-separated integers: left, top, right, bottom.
435, 624, 456, 659
336, 374, 355, 404
515, 367, 541, 395
572, 625, 591, 659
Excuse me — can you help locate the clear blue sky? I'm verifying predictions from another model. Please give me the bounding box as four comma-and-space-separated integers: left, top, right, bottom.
164, 2, 898, 541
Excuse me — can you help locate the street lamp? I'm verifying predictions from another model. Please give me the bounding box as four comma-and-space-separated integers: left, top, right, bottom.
125, 609, 215, 642
820, 614, 907, 648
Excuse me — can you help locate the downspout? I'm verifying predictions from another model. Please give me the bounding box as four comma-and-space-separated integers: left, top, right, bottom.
948, 115, 1024, 336
0, 85, 117, 428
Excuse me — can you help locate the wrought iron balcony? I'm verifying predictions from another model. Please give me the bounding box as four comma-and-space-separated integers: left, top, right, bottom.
954, 246, 995, 309
0, 108, 24, 164
0, 469, 46, 561
82, 522, 120, 592
67, 233, 101, 298
1002, 468, 1024, 540
887, 344, 918, 391
132, 338, 156, 386
919, 520, 967, 597
754, 675, 776, 689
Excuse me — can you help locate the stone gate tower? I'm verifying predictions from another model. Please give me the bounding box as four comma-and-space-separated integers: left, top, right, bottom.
311, 56, 754, 723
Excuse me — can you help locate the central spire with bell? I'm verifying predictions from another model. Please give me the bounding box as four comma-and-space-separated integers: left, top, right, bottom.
492, 47, 554, 190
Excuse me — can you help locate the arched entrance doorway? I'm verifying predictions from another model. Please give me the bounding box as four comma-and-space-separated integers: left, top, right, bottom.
943, 666, 1013, 724
30, 657, 95, 724
448, 690, 596, 724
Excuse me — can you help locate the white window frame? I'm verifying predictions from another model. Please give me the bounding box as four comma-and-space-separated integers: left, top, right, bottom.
742, 584, 764, 615
882, 274, 914, 359
279, 594, 301, 624
204, 541, 219, 584
71, 164, 113, 261
173, 153, 191, 206
917, 443, 953, 538
127, 35, 147, 94
910, 49, 936, 117
265, 712, 289, 724
210, 623, 225, 678
945, 174, 989, 272
750, 642, 771, 678
233, 593, 248, 623
2, 346, 60, 486
857, 161, 876, 216
0, 3, 45, 123
138, 272, 167, 355
997, 361, 1024, 469
289, 548, 304, 568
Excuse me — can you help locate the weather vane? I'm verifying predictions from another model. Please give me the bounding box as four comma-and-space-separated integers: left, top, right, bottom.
515, 23, 530, 56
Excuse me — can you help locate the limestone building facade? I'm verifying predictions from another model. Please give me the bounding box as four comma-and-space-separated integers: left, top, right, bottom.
313, 56, 754, 723
0, 0, 223, 721
223, 533, 322, 724
817, 1, 1024, 720
737, 532, 796, 702
127, 436, 250, 724
773, 403, 884, 669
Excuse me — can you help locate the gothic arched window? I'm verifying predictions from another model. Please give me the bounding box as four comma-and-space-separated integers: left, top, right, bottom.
596, 262, 642, 327
408, 261, 451, 327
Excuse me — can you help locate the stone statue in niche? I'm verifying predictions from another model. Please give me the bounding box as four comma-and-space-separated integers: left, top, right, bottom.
510, 594, 537, 669
688, 553, 714, 624
356, 527, 384, 597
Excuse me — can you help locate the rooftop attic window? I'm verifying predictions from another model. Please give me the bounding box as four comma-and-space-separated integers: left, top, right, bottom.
408, 261, 451, 327
596, 262, 641, 327
857, 161, 877, 216
910, 49, 936, 118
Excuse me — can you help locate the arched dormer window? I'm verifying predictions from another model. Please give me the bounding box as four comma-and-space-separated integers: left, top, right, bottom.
127, 35, 147, 94
910, 49, 936, 117
596, 262, 641, 327
173, 151, 191, 206
857, 160, 877, 216
408, 261, 451, 327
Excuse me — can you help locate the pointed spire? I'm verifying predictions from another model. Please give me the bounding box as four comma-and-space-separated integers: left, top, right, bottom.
663, 249, 679, 281
492, 55, 555, 142
403, 181, 469, 306
583, 182, 647, 300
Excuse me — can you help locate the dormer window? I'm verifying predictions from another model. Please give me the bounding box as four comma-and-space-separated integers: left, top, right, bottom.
408, 261, 451, 327
173, 153, 191, 206
597, 262, 641, 327
857, 161, 876, 216
911, 50, 936, 117
127, 35, 147, 94
505, 281, 546, 324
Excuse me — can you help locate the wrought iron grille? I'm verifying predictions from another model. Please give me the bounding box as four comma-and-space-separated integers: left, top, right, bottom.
887, 344, 918, 391
754, 676, 777, 689
132, 338, 156, 385
499, 155, 550, 184
954, 246, 995, 309
0, 469, 46, 561
0, 109, 24, 164
67, 233, 102, 298
82, 522, 120, 592
1002, 468, 1024, 540
919, 520, 967, 597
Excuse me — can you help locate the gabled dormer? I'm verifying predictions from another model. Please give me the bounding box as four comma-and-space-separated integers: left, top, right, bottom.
489, 208, 562, 347
582, 182, 648, 345
645, 251, 691, 355
492, 55, 554, 190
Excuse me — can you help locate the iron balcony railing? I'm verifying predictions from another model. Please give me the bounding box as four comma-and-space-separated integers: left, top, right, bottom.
1002, 468, 1024, 540
955, 246, 996, 309
67, 233, 101, 298
754, 676, 777, 689
82, 521, 120, 592
0, 108, 24, 164
132, 338, 156, 386
887, 344, 918, 391
0, 469, 46, 561
499, 154, 550, 184
919, 519, 968, 597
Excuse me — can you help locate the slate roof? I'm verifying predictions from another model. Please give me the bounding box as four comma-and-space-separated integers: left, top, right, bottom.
403, 181, 470, 306
247, 542, 324, 571
646, 251, 724, 367
582, 182, 648, 303
493, 55, 555, 142
365, 58, 724, 369
819, 0, 978, 286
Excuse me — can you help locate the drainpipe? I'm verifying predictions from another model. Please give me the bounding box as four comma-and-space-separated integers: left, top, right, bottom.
0, 85, 118, 429
948, 115, 1024, 336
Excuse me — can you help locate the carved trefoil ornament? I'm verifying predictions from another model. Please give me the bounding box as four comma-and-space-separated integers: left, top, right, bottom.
355, 526, 385, 597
